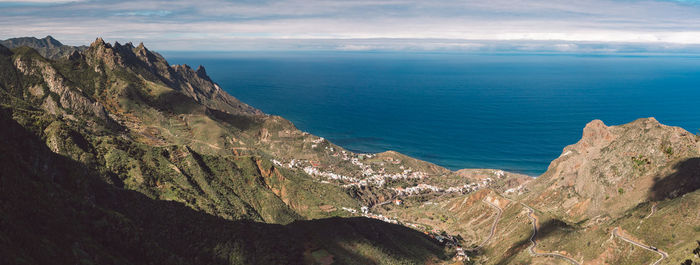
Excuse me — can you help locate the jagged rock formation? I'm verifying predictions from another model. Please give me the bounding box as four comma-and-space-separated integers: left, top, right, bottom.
11, 46, 110, 120
2, 36, 699, 265
85, 38, 260, 116
0, 37, 453, 264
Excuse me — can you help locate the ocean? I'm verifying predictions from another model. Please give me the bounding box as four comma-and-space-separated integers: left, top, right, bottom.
163, 51, 700, 176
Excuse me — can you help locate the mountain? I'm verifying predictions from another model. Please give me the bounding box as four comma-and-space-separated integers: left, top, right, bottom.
0, 38, 460, 264
522, 118, 700, 222
0, 106, 449, 265
1, 36, 698, 265
375, 118, 700, 264
1, 35, 87, 60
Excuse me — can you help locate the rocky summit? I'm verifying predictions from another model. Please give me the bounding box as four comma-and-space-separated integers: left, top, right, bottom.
0, 37, 698, 265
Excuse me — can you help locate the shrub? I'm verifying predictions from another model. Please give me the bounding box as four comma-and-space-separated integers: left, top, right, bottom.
663, 146, 674, 156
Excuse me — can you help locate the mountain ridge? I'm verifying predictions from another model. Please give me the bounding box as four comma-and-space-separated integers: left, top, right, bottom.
1, 36, 698, 265
1, 35, 87, 60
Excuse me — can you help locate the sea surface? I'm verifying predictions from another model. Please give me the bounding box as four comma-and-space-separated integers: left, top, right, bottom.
163, 51, 700, 176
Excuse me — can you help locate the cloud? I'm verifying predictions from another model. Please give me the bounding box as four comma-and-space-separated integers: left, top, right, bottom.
1, 0, 700, 52
115, 10, 172, 17
0, 0, 83, 2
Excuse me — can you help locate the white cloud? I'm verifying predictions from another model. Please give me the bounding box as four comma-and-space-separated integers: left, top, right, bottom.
0, 0, 84, 3
1, 0, 700, 51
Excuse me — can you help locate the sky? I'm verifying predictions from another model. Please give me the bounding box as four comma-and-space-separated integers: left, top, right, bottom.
2, 0, 700, 52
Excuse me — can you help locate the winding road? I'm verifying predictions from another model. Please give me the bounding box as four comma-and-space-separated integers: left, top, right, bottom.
612, 227, 668, 265
467, 198, 503, 251
522, 204, 582, 265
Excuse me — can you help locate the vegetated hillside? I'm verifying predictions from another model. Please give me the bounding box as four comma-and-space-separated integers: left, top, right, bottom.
0, 107, 447, 265
522, 118, 700, 223
379, 119, 700, 265
4, 36, 698, 265
0, 39, 454, 264
506, 118, 700, 265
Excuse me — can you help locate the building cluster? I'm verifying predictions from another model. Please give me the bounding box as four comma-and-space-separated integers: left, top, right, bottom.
341, 207, 357, 214
270, 149, 432, 190
392, 183, 441, 196
276, 138, 510, 263
303, 166, 359, 182
362, 212, 400, 224
504, 184, 526, 195
343, 170, 428, 188
445, 177, 494, 194
391, 177, 495, 196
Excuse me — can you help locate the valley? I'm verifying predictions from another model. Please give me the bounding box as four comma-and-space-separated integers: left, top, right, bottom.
0, 36, 698, 265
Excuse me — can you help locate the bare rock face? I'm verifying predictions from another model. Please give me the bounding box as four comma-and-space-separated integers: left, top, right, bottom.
579, 119, 615, 148
13, 53, 109, 121
171, 64, 262, 115
523, 117, 700, 223
84, 38, 261, 116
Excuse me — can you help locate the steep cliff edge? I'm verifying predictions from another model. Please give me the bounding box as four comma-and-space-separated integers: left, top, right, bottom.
522, 118, 700, 223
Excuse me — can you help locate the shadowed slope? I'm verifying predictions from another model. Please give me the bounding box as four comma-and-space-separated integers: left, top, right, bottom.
0, 107, 448, 265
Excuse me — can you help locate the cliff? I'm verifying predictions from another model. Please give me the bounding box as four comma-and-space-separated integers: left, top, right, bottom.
523, 118, 700, 222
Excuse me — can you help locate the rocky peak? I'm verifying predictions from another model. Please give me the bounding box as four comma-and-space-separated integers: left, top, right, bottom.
112, 41, 125, 52
42, 35, 62, 48
524, 118, 700, 222
133, 42, 159, 64
90, 37, 110, 49
112, 41, 136, 57
195, 65, 211, 81
579, 119, 614, 148
83, 38, 260, 116
173, 64, 191, 71
134, 42, 153, 58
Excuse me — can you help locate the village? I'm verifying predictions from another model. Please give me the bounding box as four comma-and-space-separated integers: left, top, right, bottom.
270, 137, 502, 262
271, 136, 497, 197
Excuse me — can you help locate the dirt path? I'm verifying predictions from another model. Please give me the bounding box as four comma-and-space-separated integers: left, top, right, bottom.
522, 203, 581, 265
612, 227, 667, 265
644, 203, 658, 219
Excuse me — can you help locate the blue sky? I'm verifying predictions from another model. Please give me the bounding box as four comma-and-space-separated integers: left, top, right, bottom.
1, 0, 700, 52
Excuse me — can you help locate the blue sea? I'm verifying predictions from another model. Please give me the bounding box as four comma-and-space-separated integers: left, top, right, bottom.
163, 51, 700, 176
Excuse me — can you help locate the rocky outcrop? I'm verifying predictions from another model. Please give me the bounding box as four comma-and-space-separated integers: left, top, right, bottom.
171, 64, 262, 115
12, 52, 109, 120
523, 118, 700, 222
84, 38, 261, 116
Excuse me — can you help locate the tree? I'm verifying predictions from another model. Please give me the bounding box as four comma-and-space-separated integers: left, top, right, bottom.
680, 240, 700, 265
